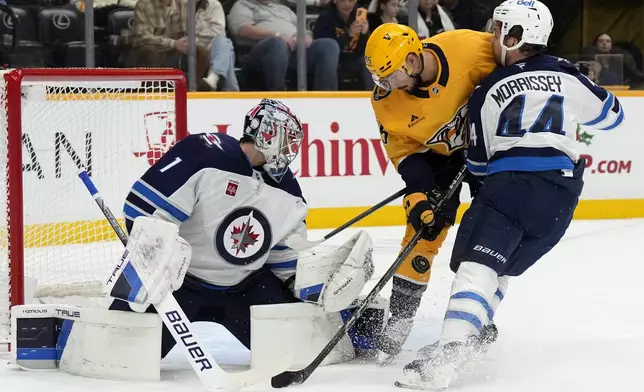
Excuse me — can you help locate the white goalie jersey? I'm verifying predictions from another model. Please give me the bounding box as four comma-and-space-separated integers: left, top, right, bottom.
122, 132, 308, 287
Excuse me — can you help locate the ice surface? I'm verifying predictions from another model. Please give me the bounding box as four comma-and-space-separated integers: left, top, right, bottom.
2, 219, 644, 391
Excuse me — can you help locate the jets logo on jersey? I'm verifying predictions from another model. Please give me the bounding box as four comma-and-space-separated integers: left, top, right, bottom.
215, 207, 273, 266
424, 103, 468, 153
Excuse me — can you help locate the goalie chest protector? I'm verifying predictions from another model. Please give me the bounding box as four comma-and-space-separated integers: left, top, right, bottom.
123, 133, 308, 287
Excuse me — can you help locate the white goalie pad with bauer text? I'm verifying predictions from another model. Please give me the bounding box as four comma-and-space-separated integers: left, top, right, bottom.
104, 216, 192, 311
294, 230, 374, 312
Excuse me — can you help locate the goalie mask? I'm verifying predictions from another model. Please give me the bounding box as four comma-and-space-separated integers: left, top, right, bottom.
243, 99, 304, 183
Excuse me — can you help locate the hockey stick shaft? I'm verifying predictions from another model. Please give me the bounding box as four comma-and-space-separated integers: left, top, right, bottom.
78, 170, 128, 245
272, 166, 468, 388
323, 187, 406, 239
286, 187, 406, 250
78, 170, 291, 391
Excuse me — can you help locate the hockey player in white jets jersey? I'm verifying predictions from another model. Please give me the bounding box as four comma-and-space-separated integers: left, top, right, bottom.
396, 1, 624, 390
110, 99, 378, 358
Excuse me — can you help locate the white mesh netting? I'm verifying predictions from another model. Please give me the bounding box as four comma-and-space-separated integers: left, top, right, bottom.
0, 71, 183, 343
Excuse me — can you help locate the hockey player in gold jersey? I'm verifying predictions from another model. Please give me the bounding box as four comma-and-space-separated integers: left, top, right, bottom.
364, 23, 497, 364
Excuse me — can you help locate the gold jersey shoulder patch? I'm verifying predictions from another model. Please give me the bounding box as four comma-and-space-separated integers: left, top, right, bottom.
373, 86, 391, 101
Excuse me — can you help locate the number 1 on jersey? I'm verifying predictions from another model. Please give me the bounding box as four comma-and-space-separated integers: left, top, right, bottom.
496, 94, 565, 137
159, 157, 182, 173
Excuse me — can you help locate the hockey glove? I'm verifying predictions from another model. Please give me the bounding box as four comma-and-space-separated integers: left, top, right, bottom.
426, 187, 454, 241
404, 192, 435, 240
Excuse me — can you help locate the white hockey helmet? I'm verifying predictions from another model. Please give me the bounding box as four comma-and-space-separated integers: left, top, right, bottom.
493, 0, 554, 65
242, 99, 304, 183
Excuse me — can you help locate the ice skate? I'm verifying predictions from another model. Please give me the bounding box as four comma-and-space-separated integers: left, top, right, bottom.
374, 316, 414, 366
416, 322, 498, 360
395, 335, 488, 390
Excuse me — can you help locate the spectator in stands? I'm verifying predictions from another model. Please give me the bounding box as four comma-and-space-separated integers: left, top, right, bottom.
415, 0, 454, 39
130, 0, 210, 88
196, 0, 240, 91
582, 32, 644, 88
594, 33, 613, 53
227, 0, 340, 91
314, 0, 372, 90
366, 0, 399, 31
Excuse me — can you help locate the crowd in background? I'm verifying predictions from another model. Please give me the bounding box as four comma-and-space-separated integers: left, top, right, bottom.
0, 0, 643, 91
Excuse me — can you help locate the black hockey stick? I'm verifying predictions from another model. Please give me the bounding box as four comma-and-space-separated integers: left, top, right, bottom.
285, 187, 406, 250
271, 165, 468, 388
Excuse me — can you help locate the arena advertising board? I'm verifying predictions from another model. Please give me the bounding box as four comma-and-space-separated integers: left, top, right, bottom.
17, 92, 642, 236
185, 94, 641, 223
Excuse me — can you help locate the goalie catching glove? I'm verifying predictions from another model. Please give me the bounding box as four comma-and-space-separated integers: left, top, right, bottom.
293, 230, 375, 312
105, 216, 192, 312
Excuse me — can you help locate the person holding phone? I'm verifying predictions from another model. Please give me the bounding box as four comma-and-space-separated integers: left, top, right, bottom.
314, 0, 373, 90
366, 0, 400, 31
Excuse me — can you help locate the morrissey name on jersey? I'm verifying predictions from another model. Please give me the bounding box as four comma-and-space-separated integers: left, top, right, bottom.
491, 74, 563, 107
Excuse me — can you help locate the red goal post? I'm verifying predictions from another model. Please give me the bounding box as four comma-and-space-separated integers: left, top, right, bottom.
0, 68, 188, 345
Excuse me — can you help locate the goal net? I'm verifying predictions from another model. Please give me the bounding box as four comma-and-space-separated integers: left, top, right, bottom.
0, 68, 188, 345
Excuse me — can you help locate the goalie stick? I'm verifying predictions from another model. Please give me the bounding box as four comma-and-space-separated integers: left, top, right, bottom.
77, 170, 292, 391
271, 166, 468, 388
285, 187, 406, 251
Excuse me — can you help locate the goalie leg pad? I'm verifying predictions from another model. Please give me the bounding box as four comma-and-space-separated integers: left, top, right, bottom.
250, 302, 354, 370
11, 304, 162, 381
250, 297, 388, 370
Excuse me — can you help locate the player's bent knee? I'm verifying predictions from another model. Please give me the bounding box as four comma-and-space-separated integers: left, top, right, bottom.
11, 304, 162, 381
250, 298, 389, 369
395, 225, 449, 285
395, 250, 434, 285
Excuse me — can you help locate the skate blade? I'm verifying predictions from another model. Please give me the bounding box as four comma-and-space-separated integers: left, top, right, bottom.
395, 364, 455, 391
394, 380, 447, 391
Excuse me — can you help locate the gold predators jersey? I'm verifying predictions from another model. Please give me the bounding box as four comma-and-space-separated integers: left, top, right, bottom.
371, 29, 496, 168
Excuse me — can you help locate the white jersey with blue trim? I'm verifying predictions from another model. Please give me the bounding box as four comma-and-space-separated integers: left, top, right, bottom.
123, 132, 308, 287
466, 54, 624, 177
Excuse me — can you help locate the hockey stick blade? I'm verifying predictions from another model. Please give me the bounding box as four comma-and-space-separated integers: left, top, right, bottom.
271, 167, 468, 388
285, 187, 406, 251
78, 170, 294, 391
393, 380, 438, 390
